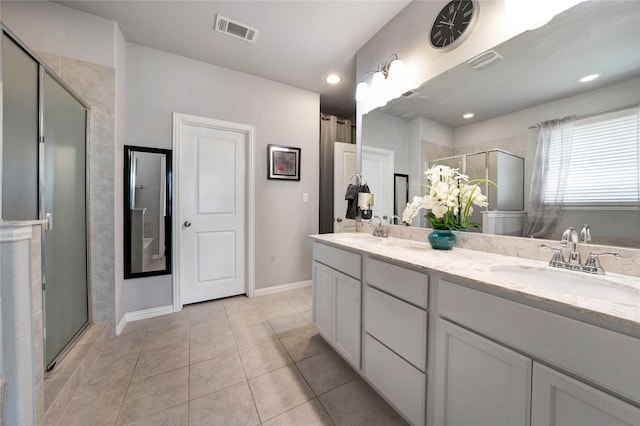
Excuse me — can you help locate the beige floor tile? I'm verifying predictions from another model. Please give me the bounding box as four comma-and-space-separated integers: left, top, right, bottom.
189, 351, 246, 399
150, 311, 190, 332
238, 339, 293, 378
190, 329, 236, 364
144, 324, 190, 351
268, 313, 311, 337
223, 296, 261, 314
319, 378, 407, 426
117, 367, 189, 425
59, 388, 124, 426
189, 382, 259, 426
300, 309, 313, 323
287, 297, 312, 314
122, 318, 153, 335
185, 299, 225, 316
296, 350, 357, 395
231, 321, 277, 349
101, 329, 148, 357
262, 399, 333, 426
44, 374, 71, 412
259, 301, 299, 320
132, 341, 189, 381
280, 327, 331, 362
123, 403, 187, 426
249, 365, 314, 421
228, 310, 268, 329
190, 315, 231, 340
77, 354, 136, 397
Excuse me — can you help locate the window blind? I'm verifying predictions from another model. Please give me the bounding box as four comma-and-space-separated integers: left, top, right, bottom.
544, 108, 639, 206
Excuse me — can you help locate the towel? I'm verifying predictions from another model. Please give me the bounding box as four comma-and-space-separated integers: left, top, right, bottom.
345, 184, 370, 219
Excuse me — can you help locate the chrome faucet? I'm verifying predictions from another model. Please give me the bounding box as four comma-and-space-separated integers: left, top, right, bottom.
560, 226, 581, 266
539, 225, 620, 274
580, 224, 591, 243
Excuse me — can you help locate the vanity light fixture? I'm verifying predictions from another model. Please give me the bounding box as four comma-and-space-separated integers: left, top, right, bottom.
326, 74, 342, 84
579, 73, 601, 83
463, 113, 475, 119
356, 54, 404, 106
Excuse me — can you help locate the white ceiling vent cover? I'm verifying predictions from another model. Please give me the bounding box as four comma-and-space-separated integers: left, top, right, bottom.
468, 50, 503, 70
215, 14, 259, 43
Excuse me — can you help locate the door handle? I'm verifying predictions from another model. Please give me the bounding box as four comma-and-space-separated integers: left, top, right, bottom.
183, 221, 191, 228
336, 218, 343, 223
46, 212, 53, 230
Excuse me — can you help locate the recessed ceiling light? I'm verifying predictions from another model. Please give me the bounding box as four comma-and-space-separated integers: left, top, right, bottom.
463, 113, 475, 119
326, 74, 341, 85
579, 73, 601, 83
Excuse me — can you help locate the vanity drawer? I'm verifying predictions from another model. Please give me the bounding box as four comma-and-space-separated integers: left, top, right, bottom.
364, 286, 426, 371
364, 333, 425, 426
313, 242, 361, 279
437, 280, 640, 404
365, 258, 428, 308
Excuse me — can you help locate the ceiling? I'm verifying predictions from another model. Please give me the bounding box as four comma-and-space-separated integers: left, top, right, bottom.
54, 0, 412, 118
377, 1, 640, 128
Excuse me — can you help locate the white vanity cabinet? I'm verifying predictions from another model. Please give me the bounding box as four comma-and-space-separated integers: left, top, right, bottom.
433, 279, 640, 426
433, 318, 532, 426
312, 242, 362, 369
531, 363, 640, 426
363, 258, 428, 426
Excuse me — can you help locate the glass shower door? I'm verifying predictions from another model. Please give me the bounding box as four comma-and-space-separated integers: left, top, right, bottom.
43, 71, 89, 368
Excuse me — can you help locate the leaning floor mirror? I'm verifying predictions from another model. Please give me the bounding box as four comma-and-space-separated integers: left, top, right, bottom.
124, 145, 172, 278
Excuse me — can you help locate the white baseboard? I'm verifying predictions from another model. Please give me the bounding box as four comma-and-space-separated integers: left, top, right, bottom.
115, 315, 127, 336
253, 280, 311, 297
124, 304, 174, 323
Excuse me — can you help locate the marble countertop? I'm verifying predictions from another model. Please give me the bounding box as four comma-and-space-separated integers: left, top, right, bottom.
311, 233, 640, 331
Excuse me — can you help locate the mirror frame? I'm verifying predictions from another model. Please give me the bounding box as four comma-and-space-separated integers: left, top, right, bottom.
124, 145, 173, 279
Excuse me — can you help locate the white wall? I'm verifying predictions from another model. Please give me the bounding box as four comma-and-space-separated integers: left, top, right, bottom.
2, 1, 115, 68
124, 43, 319, 310
362, 110, 410, 174
113, 23, 126, 330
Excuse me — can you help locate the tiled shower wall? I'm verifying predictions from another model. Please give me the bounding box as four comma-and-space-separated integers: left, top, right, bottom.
37, 51, 116, 326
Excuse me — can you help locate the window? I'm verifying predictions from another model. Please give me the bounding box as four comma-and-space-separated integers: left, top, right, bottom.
545, 108, 639, 206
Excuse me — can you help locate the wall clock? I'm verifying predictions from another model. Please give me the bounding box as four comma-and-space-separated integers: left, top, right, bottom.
430, 0, 478, 50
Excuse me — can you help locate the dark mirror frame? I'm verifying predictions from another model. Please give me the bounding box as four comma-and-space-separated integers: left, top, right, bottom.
124, 145, 172, 279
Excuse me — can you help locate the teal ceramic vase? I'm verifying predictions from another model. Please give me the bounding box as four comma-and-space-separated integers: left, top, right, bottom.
428, 228, 457, 250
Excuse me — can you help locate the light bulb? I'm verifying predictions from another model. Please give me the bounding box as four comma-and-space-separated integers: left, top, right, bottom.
355, 81, 369, 101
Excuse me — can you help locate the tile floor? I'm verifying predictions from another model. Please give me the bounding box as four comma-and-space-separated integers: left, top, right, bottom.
56, 287, 407, 425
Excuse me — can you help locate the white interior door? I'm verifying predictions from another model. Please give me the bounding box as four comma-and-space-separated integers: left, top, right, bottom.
362, 146, 394, 222
177, 118, 248, 304
334, 142, 357, 232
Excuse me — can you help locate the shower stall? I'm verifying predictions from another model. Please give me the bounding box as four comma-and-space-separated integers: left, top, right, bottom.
2, 28, 90, 370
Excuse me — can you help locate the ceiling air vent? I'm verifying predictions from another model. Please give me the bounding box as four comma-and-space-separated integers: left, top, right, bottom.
215, 14, 259, 43
468, 50, 503, 70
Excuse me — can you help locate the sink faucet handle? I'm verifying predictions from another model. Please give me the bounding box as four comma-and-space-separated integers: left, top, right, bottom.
583, 252, 621, 274
580, 224, 591, 243
538, 243, 566, 266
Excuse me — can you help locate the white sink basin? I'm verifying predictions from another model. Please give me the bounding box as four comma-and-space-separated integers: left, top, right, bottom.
333, 235, 385, 245
490, 265, 640, 307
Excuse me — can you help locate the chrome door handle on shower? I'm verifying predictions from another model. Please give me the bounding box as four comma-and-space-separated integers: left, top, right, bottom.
46, 212, 53, 230
183, 221, 191, 228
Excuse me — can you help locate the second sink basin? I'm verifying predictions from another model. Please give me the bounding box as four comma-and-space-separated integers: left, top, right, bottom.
490, 265, 640, 307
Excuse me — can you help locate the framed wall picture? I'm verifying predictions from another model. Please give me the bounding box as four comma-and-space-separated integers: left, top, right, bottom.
267, 144, 301, 181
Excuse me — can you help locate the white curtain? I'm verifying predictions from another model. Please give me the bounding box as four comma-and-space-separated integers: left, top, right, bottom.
319, 114, 353, 233
521, 116, 575, 238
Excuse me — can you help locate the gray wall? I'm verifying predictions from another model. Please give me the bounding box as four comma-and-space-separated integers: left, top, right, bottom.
124, 43, 319, 311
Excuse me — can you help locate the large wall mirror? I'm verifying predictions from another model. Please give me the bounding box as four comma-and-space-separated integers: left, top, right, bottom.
361, 1, 640, 249
124, 145, 172, 278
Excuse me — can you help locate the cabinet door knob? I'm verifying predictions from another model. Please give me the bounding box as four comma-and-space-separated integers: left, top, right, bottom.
183, 221, 191, 228
336, 218, 343, 223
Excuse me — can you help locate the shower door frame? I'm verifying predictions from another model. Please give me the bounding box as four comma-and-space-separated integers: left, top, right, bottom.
2, 25, 92, 372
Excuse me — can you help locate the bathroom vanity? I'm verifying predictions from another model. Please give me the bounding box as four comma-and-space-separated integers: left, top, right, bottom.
310, 233, 640, 426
